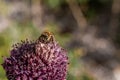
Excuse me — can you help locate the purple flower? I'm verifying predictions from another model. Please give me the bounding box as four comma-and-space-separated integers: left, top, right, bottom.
2, 32, 68, 80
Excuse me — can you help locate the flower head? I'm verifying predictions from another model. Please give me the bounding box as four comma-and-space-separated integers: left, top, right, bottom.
2, 32, 68, 80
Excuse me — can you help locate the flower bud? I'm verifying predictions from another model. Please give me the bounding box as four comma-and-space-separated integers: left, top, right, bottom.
2, 32, 68, 80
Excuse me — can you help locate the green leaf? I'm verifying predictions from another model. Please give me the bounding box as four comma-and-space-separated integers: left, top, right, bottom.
47, 0, 61, 8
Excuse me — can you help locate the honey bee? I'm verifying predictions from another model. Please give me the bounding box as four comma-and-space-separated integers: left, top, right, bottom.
38, 31, 54, 43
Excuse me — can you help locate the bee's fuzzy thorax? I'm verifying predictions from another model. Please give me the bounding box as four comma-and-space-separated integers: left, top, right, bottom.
38, 31, 55, 44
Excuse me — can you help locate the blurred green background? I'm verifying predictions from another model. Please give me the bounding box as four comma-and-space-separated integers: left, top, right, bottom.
1, 0, 120, 80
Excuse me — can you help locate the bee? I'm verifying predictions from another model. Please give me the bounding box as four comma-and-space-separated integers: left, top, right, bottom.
38, 31, 54, 43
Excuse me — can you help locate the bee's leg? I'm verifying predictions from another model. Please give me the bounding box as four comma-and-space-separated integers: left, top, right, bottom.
50, 36, 55, 42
